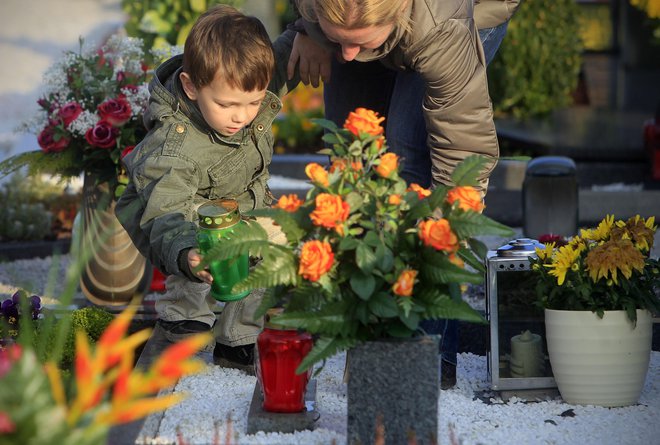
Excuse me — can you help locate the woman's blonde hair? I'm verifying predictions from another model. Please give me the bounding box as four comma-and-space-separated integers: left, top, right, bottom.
297, 0, 410, 30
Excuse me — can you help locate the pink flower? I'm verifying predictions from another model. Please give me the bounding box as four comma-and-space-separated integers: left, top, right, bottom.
37, 124, 70, 153
58, 102, 83, 127
0, 344, 22, 377
98, 96, 132, 126
85, 120, 119, 149
0, 412, 15, 434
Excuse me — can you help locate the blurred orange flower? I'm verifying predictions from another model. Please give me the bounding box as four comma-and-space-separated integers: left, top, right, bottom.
298, 240, 334, 282
418, 219, 459, 252
393, 269, 418, 297
446, 186, 485, 212
344, 107, 385, 137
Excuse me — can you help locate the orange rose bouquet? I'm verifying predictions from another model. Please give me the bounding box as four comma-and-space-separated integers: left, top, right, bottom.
200, 107, 513, 370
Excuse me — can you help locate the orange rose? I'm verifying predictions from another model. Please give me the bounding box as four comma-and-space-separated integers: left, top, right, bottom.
446, 186, 485, 213
329, 158, 347, 173
343, 107, 385, 137
388, 194, 402, 205
408, 183, 431, 200
418, 218, 458, 252
298, 240, 334, 282
392, 269, 417, 297
305, 162, 329, 187
376, 152, 398, 178
274, 194, 303, 212
350, 160, 363, 171
310, 193, 350, 233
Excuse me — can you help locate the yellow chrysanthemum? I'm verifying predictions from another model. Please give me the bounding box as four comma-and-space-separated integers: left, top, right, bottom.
546, 243, 582, 285
535, 243, 555, 261
584, 238, 646, 285
580, 215, 614, 241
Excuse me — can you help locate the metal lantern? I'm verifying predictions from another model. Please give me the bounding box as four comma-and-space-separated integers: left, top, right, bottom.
485, 238, 557, 395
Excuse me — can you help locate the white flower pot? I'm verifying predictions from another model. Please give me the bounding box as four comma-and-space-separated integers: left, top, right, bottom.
544, 308, 652, 407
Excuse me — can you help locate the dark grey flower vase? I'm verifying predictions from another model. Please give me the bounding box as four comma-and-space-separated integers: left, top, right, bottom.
346, 336, 440, 445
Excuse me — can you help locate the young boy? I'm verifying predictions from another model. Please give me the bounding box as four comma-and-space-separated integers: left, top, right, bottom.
115, 5, 298, 373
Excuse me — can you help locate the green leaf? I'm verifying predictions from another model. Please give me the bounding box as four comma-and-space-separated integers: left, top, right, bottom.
375, 243, 394, 273
233, 253, 298, 292
420, 251, 483, 284
273, 304, 348, 336
424, 296, 487, 324
310, 118, 339, 133
350, 271, 376, 300
448, 211, 515, 239
368, 292, 399, 318
468, 238, 489, 262
450, 155, 489, 186
253, 287, 279, 319
356, 242, 377, 273
398, 310, 420, 330
296, 336, 357, 373
339, 236, 359, 250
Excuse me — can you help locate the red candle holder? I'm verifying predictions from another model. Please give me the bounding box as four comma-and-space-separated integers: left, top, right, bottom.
255, 310, 313, 413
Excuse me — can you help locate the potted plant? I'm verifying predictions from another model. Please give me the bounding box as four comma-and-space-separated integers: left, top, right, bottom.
0, 35, 169, 305
201, 107, 514, 443
530, 215, 660, 407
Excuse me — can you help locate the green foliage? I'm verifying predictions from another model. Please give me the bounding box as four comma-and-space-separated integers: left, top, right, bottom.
62, 307, 115, 366
0, 173, 57, 241
488, 0, 583, 119
122, 0, 244, 53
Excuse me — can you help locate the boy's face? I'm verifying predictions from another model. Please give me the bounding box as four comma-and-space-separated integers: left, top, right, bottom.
180, 71, 266, 137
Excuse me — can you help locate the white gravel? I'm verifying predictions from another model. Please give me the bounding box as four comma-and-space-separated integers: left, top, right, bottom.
136, 350, 660, 445
2, 243, 659, 445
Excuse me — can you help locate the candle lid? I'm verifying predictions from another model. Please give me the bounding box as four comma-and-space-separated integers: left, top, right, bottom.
197, 199, 240, 229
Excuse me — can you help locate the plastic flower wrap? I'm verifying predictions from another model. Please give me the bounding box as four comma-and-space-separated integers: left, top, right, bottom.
0, 34, 156, 197
530, 215, 660, 323
200, 107, 513, 371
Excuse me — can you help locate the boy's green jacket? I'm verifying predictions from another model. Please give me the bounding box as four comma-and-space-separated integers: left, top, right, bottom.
115, 30, 298, 278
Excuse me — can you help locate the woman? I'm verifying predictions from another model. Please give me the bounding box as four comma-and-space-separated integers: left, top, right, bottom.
287, 0, 519, 191
286, 0, 520, 388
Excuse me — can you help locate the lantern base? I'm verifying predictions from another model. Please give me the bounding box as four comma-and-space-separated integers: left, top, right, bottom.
246, 379, 319, 435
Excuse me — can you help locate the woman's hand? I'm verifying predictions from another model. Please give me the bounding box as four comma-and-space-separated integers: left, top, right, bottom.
188, 248, 213, 284
287, 33, 332, 87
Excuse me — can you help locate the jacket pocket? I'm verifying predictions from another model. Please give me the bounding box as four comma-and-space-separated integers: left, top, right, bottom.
207, 149, 249, 198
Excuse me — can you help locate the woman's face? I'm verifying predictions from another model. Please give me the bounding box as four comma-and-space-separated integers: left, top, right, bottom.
318, 16, 394, 62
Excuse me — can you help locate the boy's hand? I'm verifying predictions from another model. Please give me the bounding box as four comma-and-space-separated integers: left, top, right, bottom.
188, 248, 213, 284
287, 33, 332, 87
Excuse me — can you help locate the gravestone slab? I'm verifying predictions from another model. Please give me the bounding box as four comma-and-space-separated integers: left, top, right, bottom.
246, 379, 319, 434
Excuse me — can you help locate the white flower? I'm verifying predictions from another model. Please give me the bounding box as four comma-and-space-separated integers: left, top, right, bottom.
68, 110, 99, 137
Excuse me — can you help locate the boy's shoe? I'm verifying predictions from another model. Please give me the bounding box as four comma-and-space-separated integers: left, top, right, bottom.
156, 319, 214, 353
213, 342, 255, 375
441, 360, 457, 390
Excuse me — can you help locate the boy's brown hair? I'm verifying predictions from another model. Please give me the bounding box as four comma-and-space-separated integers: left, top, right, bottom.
182, 4, 275, 91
